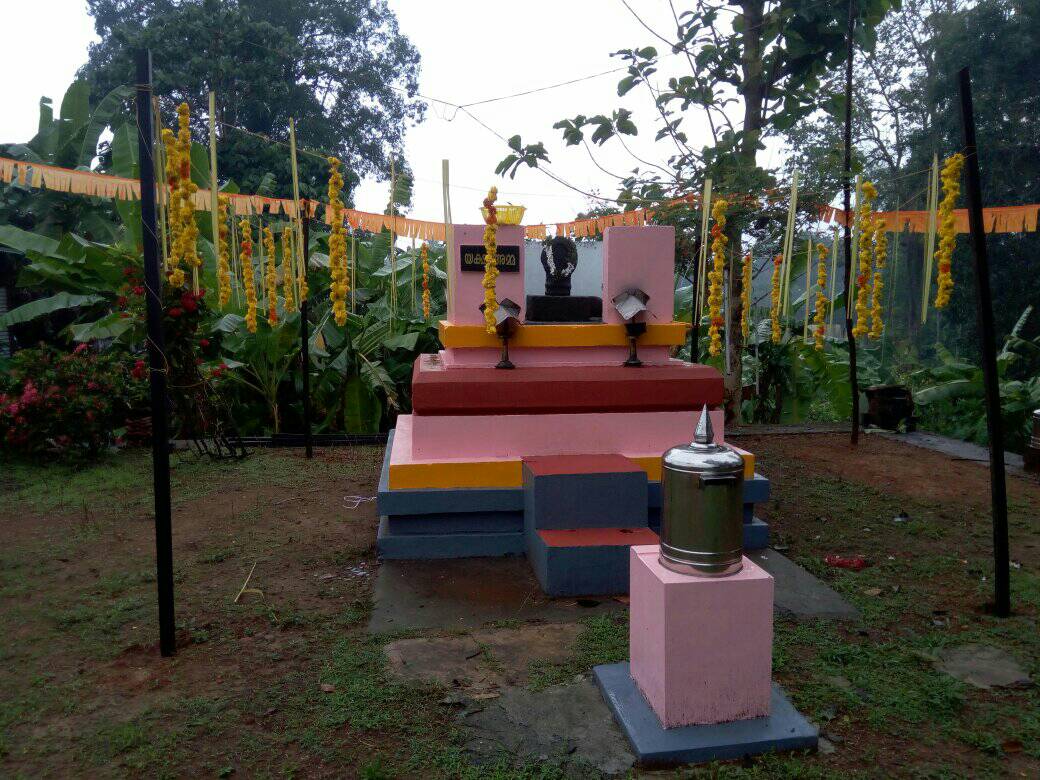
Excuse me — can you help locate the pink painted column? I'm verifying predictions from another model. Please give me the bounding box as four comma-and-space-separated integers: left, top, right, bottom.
629, 545, 773, 727
447, 224, 526, 325
602, 226, 675, 325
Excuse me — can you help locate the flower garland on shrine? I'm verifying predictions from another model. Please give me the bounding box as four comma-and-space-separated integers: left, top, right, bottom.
740, 251, 752, 341
934, 153, 965, 310
812, 243, 829, 350
852, 180, 878, 338
869, 215, 888, 339
216, 194, 232, 307
707, 198, 728, 357
239, 219, 257, 333
421, 241, 431, 320
770, 253, 783, 343
281, 226, 295, 311
482, 187, 499, 334
327, 157, 348, 326
263, 226, 278, 326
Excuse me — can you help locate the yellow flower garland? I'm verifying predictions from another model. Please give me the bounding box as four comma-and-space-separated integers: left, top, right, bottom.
281, 226, 295, 312
240, 219, 257, 333
295, 216, 308, 302
934, 153, 965, 310
174, 103, 200, 278
740, 251, 752, 341
327, 157, 348, 326
707, 198, 728, 357
852, 180, 877, 338
869, 215, 888, 339
264, 226, 278, 326
770, 253, 783, 344
160, 127, 185, 288
216, 194, 232, 307
482, 187, 499, 335
421, 242, 431, 320
812, 243, 829, 351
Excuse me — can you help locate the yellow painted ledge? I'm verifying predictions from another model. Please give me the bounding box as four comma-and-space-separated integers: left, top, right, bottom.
438, 320, 689, 349
388, 452, 753, 490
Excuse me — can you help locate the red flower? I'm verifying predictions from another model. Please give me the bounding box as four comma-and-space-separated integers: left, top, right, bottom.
86, 381, 99, 391
182, 299, 198, 314
199, 338, 210, 348
74, 343, 89, 355
85, 410, 95, 422
168, 307, 183, 318
132, 286, 145, 296
123, 266, 136, 277
117, 296, 128, 307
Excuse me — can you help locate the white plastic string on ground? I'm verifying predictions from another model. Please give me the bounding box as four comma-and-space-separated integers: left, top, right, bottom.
343, 495, 376, 510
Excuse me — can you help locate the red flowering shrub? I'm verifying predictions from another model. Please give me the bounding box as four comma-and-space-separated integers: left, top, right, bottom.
0, 344, 148, 457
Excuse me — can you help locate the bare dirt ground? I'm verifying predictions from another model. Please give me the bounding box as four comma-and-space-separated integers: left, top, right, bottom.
0, 433, 1037, 778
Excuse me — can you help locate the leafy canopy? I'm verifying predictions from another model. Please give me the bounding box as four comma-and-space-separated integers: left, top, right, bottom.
80, 0, 424, 198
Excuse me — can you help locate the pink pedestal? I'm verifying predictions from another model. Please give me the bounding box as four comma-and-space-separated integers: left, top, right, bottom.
629, 545, 773, 728
448, 224, 526, 325
602, 226, 675, 325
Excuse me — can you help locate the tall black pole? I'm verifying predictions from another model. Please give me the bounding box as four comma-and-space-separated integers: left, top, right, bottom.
135, 49, 176, 657
957, 67, 1010, 617
300, 200, 313, 459
842, 0, 860, 446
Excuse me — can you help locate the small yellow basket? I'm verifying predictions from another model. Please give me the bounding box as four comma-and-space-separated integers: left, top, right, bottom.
481, 204, 526, 225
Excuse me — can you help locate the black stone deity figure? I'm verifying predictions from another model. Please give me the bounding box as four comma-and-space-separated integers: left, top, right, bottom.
540, 236, 578, 296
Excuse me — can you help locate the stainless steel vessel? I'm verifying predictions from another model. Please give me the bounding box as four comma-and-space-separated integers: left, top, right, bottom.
659, 405, 745, 577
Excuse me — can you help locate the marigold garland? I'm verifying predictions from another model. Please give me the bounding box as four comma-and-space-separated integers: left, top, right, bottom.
812, 243, 829, 350
770, 253, 783, 343
852, 180, 878, 338
281, 226, 295, 312
216, 194, 232, 307
160, 127, 185, 288
934, 153, 965, 309
740, 251, 752, 341
327, 157, 348, 326
240, 219, 257, 333
421, 242, 431, 320
295, 217, 309, 302
869, 215, 888, 339
264, 226, 278, 326
707, 198, 728, 357
482, 187, 499, 335
173, 103, 200, 280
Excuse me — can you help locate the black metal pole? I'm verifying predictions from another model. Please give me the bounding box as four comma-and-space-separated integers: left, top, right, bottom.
957, 67, 1010, 617
135, 49, 176, 657
842, 0, 860, 446
300, 200, 313, 459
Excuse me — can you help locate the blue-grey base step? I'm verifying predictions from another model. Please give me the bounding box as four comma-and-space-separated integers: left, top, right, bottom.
594, 662, 817, 766
376, 517, 525, 559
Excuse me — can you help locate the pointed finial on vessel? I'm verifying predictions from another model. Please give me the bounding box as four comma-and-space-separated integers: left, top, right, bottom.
693, 404, 714, 445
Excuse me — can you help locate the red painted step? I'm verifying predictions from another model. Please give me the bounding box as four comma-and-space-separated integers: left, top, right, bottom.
411, 354, 722, 416
537, 527, 659, 548
523, 454, 643, 477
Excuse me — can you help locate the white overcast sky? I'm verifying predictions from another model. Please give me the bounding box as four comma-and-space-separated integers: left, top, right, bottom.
0, 0, 783, 227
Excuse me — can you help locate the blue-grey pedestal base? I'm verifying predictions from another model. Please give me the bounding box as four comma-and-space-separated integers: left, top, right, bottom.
593, 662, 817, 766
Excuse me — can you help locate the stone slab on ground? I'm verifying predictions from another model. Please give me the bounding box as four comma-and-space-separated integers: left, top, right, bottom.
935, 644, 1034, 690
386, 623, 584, 690
594, 662, 817, 766
877, 430, 1027, 477
368, 557, 621, 633
460, 678, 635, 776
747, 550, 860, 621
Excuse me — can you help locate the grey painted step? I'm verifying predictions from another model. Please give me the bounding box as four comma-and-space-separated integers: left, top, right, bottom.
747, 550, 860, 621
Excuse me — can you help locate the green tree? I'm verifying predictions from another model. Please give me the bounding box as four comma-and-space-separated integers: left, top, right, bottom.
499, 1, 896, 417
80, 0, 424, 198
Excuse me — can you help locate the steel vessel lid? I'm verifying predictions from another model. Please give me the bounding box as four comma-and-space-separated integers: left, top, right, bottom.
662, 405, 744, 475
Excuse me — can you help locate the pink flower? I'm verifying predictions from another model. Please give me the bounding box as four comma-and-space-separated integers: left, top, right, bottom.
4, 403, 19, 417
73, 343, 89, 355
